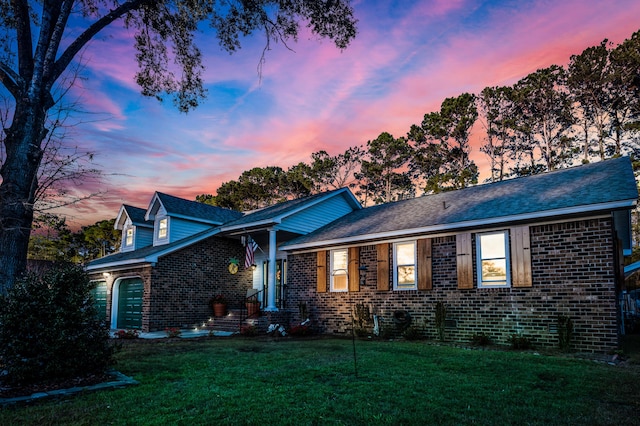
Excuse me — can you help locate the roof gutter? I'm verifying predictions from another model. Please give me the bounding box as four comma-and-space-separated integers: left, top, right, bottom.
282, 199, 637, 251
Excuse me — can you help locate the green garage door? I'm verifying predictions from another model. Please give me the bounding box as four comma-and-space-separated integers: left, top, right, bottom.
117, 278, 143, 329
91, 281, 108, 320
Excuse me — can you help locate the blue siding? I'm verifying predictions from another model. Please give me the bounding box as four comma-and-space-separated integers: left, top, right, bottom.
168, 217, 211, 242
278, 195, 355, 234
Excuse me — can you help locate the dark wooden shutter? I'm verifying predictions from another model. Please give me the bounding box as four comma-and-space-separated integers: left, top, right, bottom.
510, 226, 532, 288
348, 246, 360, 292
376, 243, 390, 291
456, 233, 473, 289
417, 238, 432, 290
317, 250, 327, 293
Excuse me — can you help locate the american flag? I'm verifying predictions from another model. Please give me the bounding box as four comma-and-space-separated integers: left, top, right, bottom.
244, 237, 259, 269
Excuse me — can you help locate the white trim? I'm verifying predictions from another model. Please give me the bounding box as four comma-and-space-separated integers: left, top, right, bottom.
330, 248, 349, 292
393, 241, 417, 291
282, 200, 635, 251
111, 275, 142, 329
154, 217, 169, 245
476, 230, 511, 289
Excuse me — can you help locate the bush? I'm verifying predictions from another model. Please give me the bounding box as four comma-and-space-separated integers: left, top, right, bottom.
0, 264, 116, 385
508, 334, 533, 350
115, 329, 140, 339
240, 325, 258, 336
471, 332, 492, 346
557, 315, 573, 352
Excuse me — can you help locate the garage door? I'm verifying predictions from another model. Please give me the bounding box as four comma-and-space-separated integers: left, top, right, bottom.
117, 278, 143, 329
91, 281, 108, 320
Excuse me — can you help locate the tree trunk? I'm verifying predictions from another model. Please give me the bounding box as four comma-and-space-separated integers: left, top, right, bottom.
0, 101, 47, 294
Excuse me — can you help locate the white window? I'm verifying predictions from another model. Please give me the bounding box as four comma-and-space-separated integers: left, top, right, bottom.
157, 218, 168, 240
330, 249, 348, 292
394, 241, 416, 290
125, 227, 134, 247
476, 231, 510, 288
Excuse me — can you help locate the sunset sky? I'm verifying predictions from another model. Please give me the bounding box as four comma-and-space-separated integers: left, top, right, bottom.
58, 0, 640, 228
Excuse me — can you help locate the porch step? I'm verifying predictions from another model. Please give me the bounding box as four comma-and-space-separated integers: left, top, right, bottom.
195, 308, 268, 333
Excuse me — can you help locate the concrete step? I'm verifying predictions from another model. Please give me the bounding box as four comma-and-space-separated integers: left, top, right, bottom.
194, 308, 268, 333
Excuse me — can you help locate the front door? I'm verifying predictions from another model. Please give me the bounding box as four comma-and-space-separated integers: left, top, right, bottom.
263, 259, 286, 309
116, 278, 143, 329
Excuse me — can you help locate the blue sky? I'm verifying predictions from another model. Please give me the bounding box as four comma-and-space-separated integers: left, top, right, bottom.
56, 0, 640, 227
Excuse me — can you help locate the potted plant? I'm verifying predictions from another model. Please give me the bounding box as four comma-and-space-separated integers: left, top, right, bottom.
246, 299, 260, 317
210, 294, 227, 317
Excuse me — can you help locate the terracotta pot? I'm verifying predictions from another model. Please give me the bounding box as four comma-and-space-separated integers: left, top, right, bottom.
213, 303, 226, 317
246, 302, 260, 317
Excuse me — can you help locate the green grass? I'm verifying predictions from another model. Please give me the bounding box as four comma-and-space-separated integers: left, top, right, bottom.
2, 337, 639, 425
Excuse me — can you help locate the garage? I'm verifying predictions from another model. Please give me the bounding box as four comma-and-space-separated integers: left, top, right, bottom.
116, 278, 143, 329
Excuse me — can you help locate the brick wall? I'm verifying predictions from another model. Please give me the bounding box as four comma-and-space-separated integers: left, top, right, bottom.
285, 218, 618, 353
88, 236, 250, 332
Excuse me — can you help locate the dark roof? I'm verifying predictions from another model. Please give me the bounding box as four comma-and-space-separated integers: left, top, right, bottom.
123, 205, 152, 227
86, 227, 218, 270
282, 157, 638, 249
220, 188, 358, 230
155, 192, 243, 224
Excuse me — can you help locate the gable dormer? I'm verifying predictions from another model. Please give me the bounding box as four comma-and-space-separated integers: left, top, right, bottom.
145, 192, 244, 246
115, 205, 154, 252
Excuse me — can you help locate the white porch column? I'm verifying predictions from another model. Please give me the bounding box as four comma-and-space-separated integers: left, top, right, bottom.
265, 228, 278, 311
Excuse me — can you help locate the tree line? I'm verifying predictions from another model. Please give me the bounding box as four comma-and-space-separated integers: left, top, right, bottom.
198, 29, 640, 210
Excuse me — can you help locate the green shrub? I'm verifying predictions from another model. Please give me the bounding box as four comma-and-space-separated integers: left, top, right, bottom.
557, 315, 573, 352
435, 301, 447, 342
0, 264, 116, 385
508, 334, 533, 350
471, 332, 491, 346
401, 326, 424, 341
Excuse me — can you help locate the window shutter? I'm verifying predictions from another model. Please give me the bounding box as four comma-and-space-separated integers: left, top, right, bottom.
348, 246, 360, 292
417, 238, 432, 290
376, 243, 390, 291
317, 250, 327, 293
456, 233, 473, 289
510, 226, 532, 288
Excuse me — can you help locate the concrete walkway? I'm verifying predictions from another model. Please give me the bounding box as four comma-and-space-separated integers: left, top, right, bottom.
111, 329, 235, 339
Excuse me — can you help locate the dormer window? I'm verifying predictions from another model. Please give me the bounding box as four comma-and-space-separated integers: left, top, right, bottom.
125, 228, 134, 247
158, 218, 168, 240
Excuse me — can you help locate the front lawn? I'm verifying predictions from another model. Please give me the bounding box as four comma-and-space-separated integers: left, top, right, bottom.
2, 337, 639, 425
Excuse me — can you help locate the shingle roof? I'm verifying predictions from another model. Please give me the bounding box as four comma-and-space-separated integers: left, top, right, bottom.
155, 192, 243, 224
122, 205, 152, 227
282, 157, 638, 249
86, 227, 219, 270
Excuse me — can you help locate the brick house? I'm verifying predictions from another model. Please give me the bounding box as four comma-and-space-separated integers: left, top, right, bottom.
87, 157, 637, 352
280, 157, 638, 352
85, 189, 361, 332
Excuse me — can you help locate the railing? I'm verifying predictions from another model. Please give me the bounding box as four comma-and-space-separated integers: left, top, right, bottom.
239, 288, 265, 331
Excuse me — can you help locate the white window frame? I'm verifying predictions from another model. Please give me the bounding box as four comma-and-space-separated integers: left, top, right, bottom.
124, 227, 134, 247
476, 230, 511, 288
393, 241, 417, 290
156, 217, 169, 244
330, 248, 348, 292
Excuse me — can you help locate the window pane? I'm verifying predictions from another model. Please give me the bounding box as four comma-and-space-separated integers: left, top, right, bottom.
482, 259, 507, 282
397, 243, 414, 265
397, 266, 415, 287
480, 233, 505, 259
333, 274, 347, 291
333, 250, 347, 270
158, 219, 167, 238
126, 228, 133, 245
